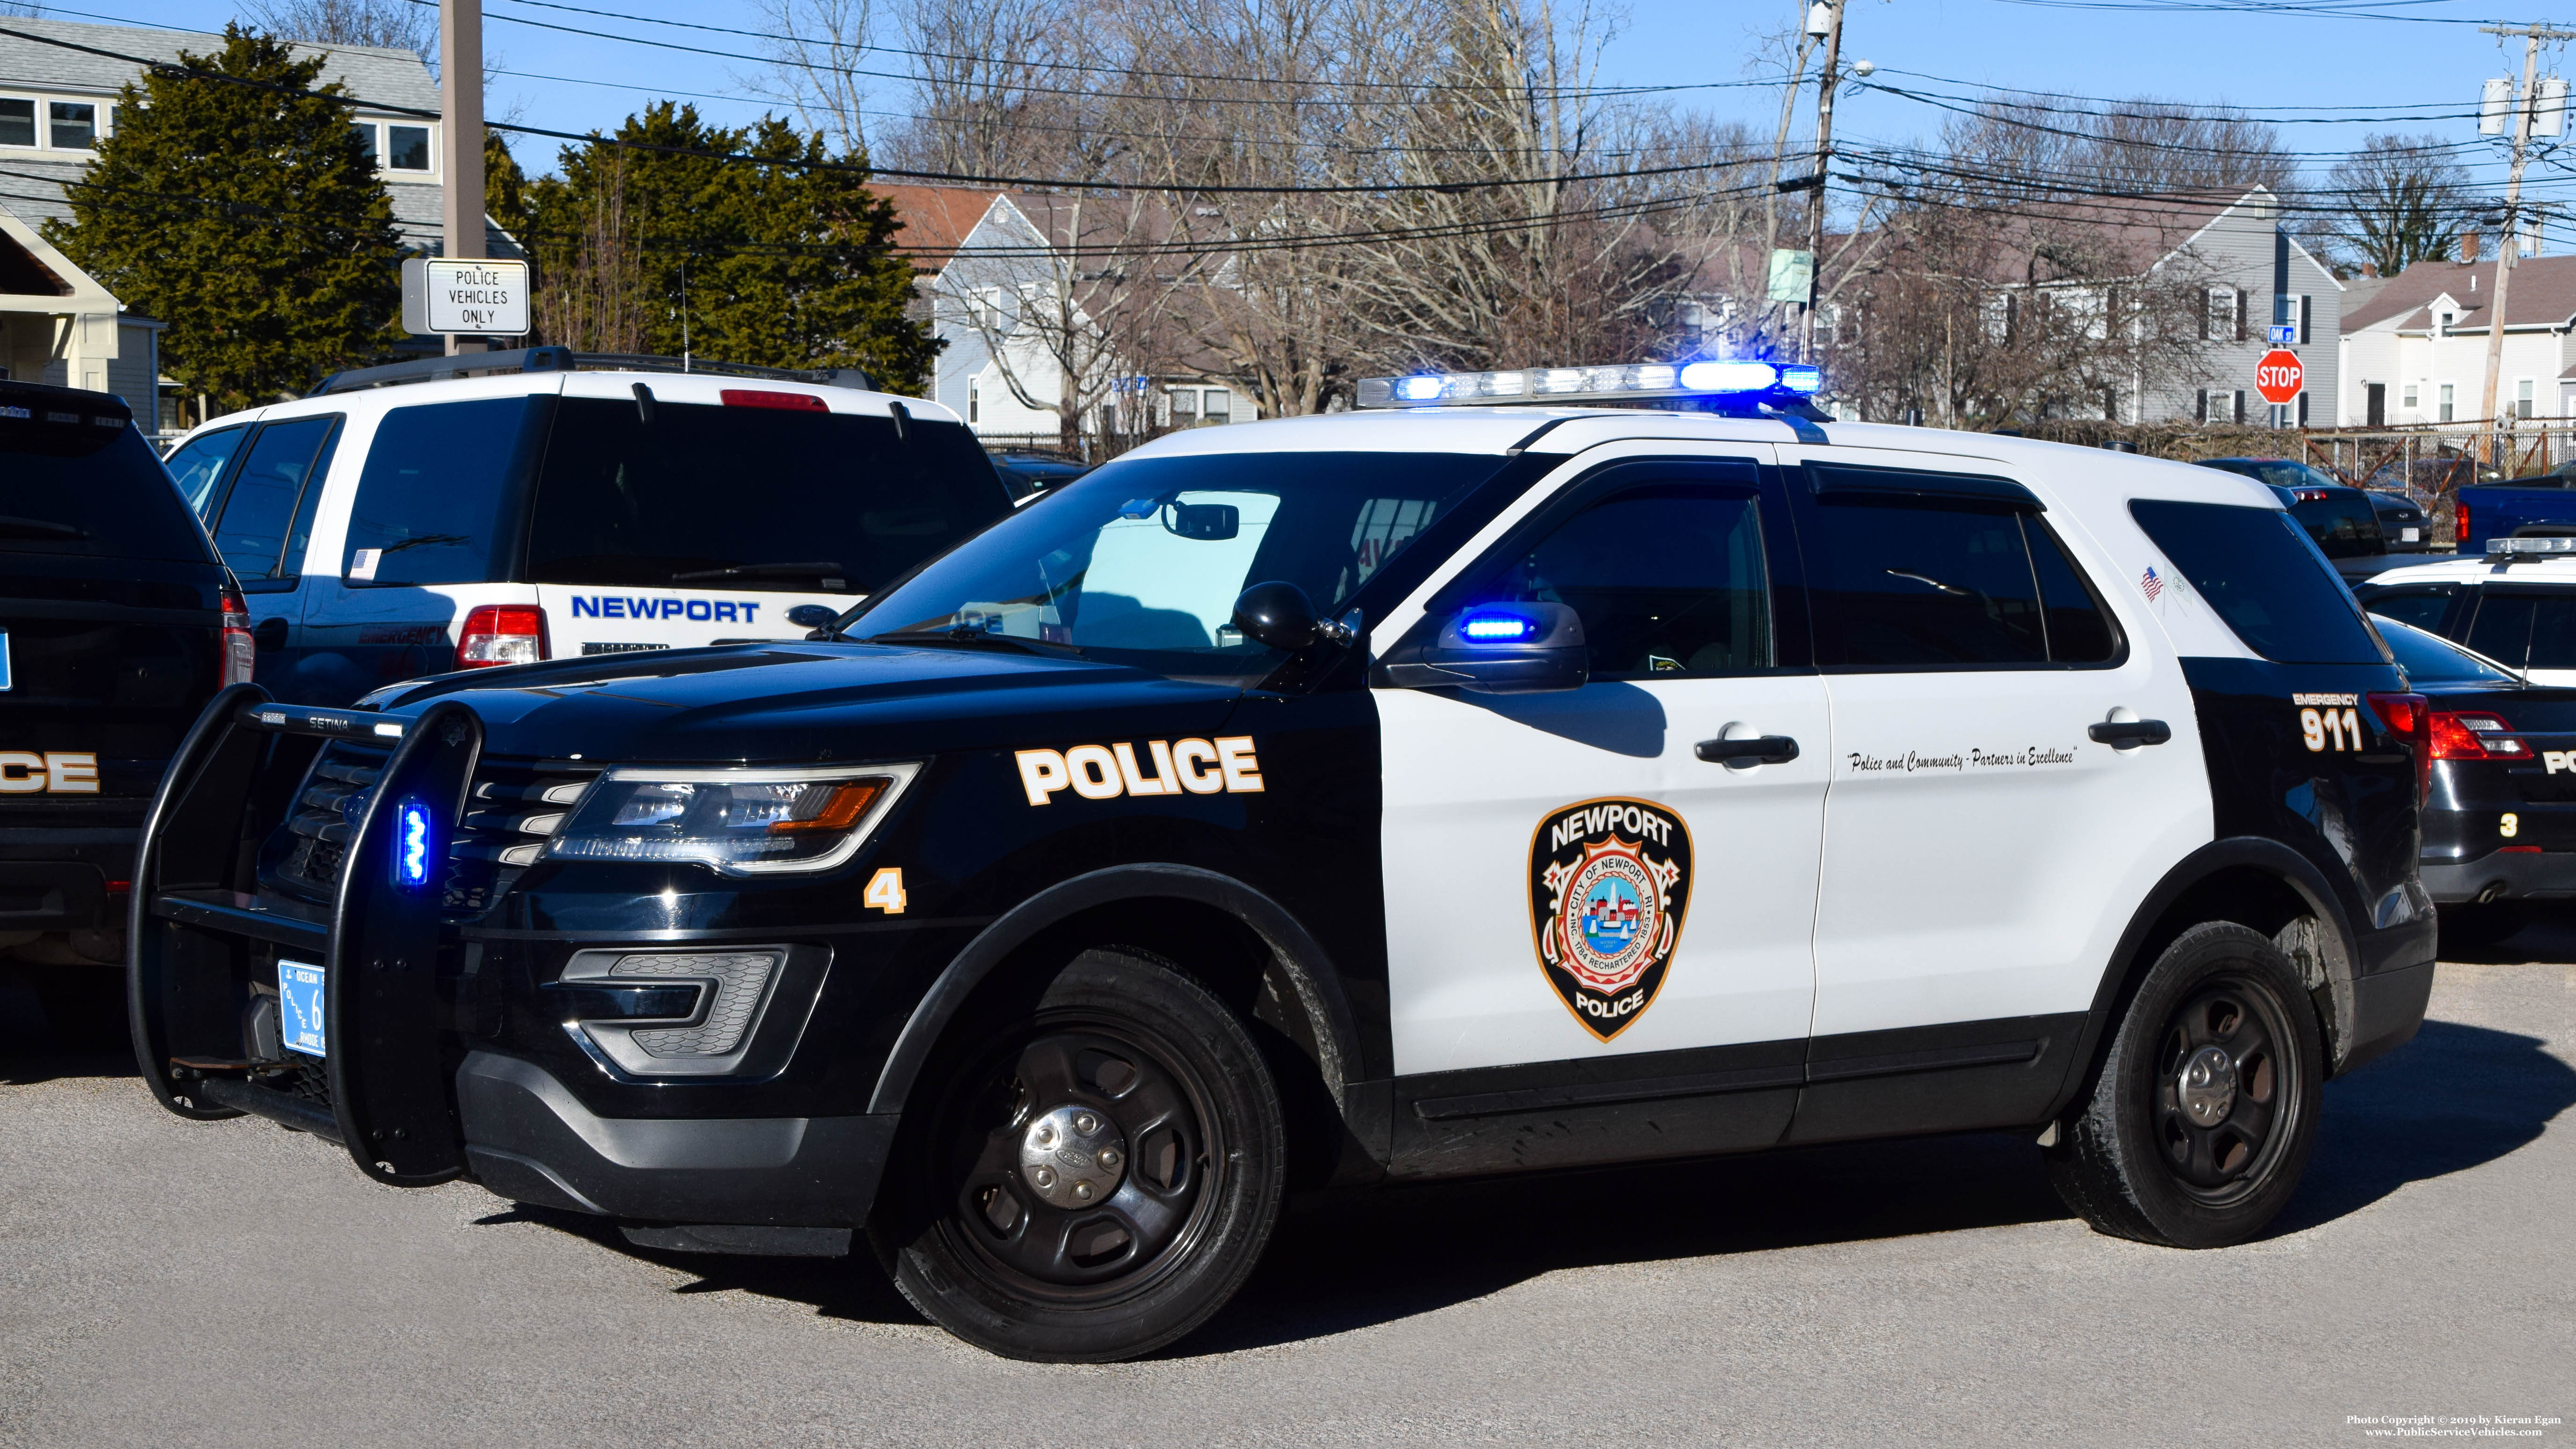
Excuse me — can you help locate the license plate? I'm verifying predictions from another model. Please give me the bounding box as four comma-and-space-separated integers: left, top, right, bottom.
278, 959, 326, 1056
2403, 527, 2421, 542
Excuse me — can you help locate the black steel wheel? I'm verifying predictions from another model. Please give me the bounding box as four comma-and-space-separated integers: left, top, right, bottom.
872, 949, 1284, 1361
2046, 921, 2323, 1247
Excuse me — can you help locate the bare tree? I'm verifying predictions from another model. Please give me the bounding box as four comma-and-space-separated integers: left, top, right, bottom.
745, 0, 877, 160
242, 0, 433, 61
2327, 132, 2471, 278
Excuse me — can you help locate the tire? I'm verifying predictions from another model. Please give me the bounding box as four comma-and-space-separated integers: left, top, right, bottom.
2437, 900, 2531, 951
2045, 921, 2324, 1248
870, 948, 1286, 1362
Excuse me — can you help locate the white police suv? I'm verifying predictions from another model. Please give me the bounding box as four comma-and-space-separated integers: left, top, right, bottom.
133, 360, 2434, 1363
157, 348, 1016, 706
2357, 540, 2576, 687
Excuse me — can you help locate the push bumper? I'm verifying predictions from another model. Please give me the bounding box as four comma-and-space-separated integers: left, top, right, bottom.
2419, 848, 2576, 904
455, 1051, 894, 1227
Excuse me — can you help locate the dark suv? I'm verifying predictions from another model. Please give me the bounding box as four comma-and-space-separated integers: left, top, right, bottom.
2195, 458, 2392, 579
2, 380, 247, 1037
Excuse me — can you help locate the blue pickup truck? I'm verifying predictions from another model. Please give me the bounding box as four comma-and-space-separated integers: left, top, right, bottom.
2454, 467, 2576, 552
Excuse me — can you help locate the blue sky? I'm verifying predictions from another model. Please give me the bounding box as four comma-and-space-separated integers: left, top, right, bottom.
28, 0, 2565, 203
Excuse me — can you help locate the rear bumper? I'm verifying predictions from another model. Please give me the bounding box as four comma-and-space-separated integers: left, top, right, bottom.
0, 860, 116, 931
2420, 848, 2576, 903
2342, 961, 2435, 1075
456, 1051, 894, 1227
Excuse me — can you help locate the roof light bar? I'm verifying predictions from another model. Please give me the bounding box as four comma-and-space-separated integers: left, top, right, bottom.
2487, 537, 2576, 557
1356, 359, 1824, 410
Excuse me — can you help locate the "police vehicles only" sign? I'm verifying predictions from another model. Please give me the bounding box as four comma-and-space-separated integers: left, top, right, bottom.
401, 257, 531, 337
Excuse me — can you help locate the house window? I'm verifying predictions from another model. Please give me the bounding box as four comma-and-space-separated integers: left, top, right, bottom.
385, 125, 431, 172
2440, 382, 2456, 422
2404, 382, 2420, 410
2438, 310, 2455, 337
0, 99, 32, 148
1201, 389, 1232, 424
2518, 378, 2536, 419
351, 122, 377, 163
1815, 302, 1842, 348
967, 381, 980, 424
2206, 285, 2241, 341
48, 102, 95, 150
1167, 389, 1198, 426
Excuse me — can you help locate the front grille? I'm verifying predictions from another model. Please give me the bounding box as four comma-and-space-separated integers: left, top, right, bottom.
266, 745, 596, 916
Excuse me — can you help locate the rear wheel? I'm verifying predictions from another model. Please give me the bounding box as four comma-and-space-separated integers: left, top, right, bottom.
2046, 921, 2323, 1248
2437, 900, 2531, 951
871, 949, 1285, 1362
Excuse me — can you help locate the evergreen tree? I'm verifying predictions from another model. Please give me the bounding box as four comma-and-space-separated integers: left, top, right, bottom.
526, 103, 937, 392
485, 131, 533, 240
46, 26, 403, 411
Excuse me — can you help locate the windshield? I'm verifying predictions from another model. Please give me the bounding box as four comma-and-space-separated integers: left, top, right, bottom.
846, 449, 1516, 673
2371, 614, 2521, 683
0, 388, 213, 563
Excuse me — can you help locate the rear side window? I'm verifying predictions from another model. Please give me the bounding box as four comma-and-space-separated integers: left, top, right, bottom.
526, 399, 1013, 594
0, 389, 214, 564
166, 426, 249, 516
208, 417, 338, 581
1805, 477, 2117, 667
2129, 499, 2386, 665
344, 398, 546, 585
2361, 588, 2456, 635
1468, 481, 1773, 678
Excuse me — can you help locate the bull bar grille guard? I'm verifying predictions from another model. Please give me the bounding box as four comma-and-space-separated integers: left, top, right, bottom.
128, 686, 484, 1186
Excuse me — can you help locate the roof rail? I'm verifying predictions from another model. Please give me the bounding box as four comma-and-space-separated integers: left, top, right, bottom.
309, 348, 878, 397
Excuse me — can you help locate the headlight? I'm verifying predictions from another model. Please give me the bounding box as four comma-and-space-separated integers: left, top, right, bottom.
546, 762, 921, 874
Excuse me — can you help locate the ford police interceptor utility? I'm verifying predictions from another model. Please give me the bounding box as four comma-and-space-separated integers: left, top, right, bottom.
155, 347, 1015, 706
131, 360, 2436, 1362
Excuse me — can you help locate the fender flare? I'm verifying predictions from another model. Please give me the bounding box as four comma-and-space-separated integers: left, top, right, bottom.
866, 863, 1364, 1117
2049, 836, 2363, 1119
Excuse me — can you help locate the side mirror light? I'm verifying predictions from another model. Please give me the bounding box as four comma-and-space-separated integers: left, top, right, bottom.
1384, 602, 1588, 694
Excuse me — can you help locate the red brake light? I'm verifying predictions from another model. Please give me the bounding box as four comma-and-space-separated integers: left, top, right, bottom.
2428, 710, 2532, 761
456, 604, 548, 670
720, 389, 829, 412
2457, 498, 2471, 544
2293, 487, 2333, 503
2369, 692, 2433, 807
219, 586, 255, 687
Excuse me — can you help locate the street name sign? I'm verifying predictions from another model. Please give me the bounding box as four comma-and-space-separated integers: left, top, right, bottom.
2255, 349, 2304, 405
401, 257, 530, 337
2267, 323, 2298, 346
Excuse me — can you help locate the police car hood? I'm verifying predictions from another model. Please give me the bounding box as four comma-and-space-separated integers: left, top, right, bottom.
366, 643, 1241, 761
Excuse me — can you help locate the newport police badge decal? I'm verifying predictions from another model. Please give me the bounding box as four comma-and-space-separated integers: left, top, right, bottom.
1529, 797, 1693, 1041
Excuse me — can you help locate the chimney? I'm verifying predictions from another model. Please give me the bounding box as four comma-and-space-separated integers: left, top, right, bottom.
2362, 262, 2379, 278
2463, 231, 2481, 263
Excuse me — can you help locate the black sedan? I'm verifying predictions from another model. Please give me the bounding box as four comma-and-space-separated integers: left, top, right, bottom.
2375, 614, 2576, 946
2367, 488, 2432, 552
2196, 457, 2393, 579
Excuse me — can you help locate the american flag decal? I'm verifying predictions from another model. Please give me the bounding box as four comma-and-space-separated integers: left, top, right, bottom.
2141, 565, 2164, 601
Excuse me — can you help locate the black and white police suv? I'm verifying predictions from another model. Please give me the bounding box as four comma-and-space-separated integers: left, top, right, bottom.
131, 359, 2436, 1362
157, 347, 1014, 707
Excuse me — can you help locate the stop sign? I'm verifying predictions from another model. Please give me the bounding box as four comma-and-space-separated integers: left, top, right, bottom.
2255, 349, 2304, 405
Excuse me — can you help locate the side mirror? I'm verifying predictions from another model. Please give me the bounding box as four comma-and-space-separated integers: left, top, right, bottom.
1383, 602, 1588, 694
1231, 581, 1356, 652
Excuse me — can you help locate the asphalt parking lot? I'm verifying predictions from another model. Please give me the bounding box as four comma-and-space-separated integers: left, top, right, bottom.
3, 938, 2569, 1448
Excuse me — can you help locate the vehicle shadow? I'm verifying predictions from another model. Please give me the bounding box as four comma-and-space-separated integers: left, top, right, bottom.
0, 982, 140, 1087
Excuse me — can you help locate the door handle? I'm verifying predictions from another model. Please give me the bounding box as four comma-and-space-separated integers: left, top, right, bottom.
1695, 734, 1800, 765
2087, 718, 2172, 747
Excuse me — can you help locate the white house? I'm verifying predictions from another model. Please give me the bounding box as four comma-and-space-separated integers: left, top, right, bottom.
2336, 245, 2576, 429
876, 182, 1247, 446
0, 16, 509, 426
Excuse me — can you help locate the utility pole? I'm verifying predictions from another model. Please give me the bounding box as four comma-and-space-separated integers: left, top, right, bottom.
439, 0, 487, 357
1802, 0, 1846, 364
2476, 23, 2574, 464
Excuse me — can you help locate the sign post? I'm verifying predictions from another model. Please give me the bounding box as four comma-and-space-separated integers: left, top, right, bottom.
2255, 348, 2305, 407
401, 257, 530, 338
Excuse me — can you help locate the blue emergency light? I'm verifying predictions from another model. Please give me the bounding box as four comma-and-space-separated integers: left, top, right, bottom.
1461, 615, 1537, 640
394, 798, 434, 889
1358, 358, 1826, 409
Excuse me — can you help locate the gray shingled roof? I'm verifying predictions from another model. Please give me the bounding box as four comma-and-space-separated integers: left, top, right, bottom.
2342, 255, 2576, 333
0, 17, 514, 256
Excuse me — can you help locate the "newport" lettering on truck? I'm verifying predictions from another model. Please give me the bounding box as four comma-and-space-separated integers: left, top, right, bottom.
569, 597, 762, 623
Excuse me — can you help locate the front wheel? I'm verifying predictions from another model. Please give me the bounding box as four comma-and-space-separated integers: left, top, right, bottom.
2046, 921, 2323, 1248
871, 949, 1285, 1362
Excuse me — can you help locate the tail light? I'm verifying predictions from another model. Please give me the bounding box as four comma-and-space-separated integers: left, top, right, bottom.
2429, 710, 2533, 761
219, 586, 255, 686
2292, 487, 2333, 503
2456, 498, 2471, 546
2369, 692, 2433, 806
720, 389, 829, 412
456, 604, 548, 670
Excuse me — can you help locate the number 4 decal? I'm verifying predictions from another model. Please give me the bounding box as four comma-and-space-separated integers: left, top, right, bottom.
864, 867, 907, 915
2299, 706, 2364, 753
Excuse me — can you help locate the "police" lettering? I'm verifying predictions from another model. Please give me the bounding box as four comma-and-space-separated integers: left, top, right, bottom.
0, 751, 98, 794
1016, 738, 1262, 805
569, 596, 761, 623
